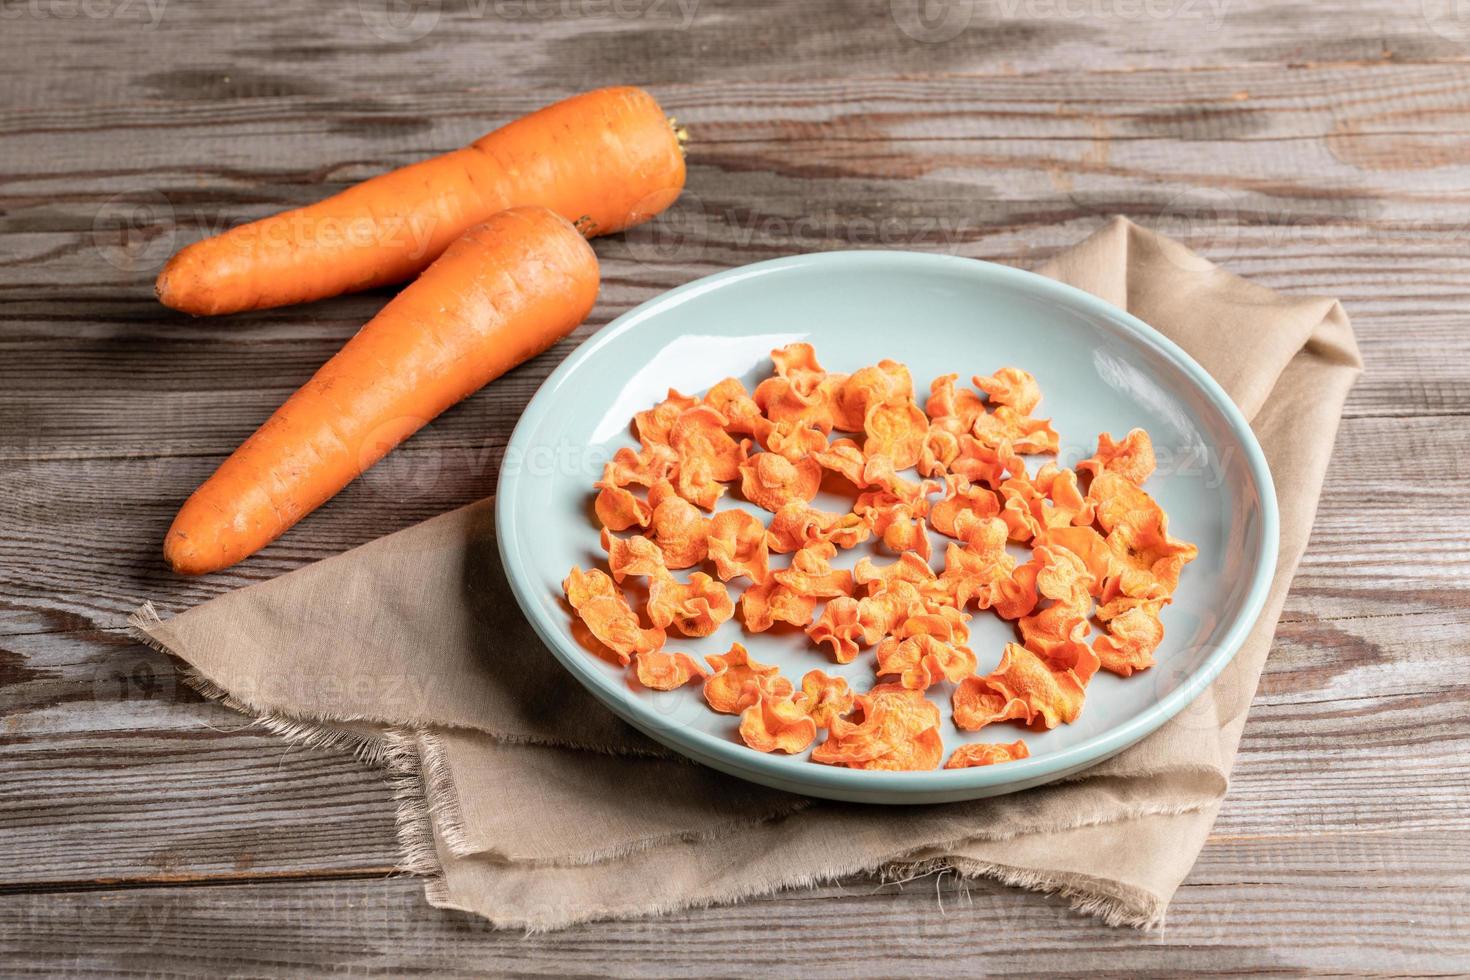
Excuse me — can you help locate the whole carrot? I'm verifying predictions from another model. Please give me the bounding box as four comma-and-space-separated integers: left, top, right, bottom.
164, 207, 599, 575
156, 86, 681, 316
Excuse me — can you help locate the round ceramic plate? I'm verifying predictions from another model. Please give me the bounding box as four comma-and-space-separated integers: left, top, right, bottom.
497, 251, 1277, 804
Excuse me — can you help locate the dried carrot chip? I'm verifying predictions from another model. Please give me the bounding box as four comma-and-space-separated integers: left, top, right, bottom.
1026, 464, 1096, 530
703, 377, 761, 435
938, 518, 1015, 610
635, 649, 707, 690
1033, 543, 1095, 610
672, 453, 725, 511
562, 567, 666, 665
810, 438, 868, 485
973, 405, 1059, 455
646, 487, 710, 569
755, 348, 844, 433
831, 360, 914, 432
853, 582, 926, 640
944, 740, 1029, 769
671, 405, 746, 480
806, 596, 865, 663
925, 373, 986, 430
854, 552, 944, 601
702, 642, 793, 714
634, 389, 697, 449
1079, 428, 1156, 486
949, 435, 1026, 490
930, 475, 1001, 539
862, 399, 929, 470
857, 454, 931, 506
739, 689, 818, 754
875, 633, 977, 690
1033, 525, 1110, 592
563, 564, 618, 608
767, 501, 871, 554
739, 452, 824, 512
666, 404, 748, 510
647, 569, 735, 637
1093, 596, 1166, 676
773, 541, 853, 599
794, 669, 855, 728
991, 554, 1041, 621
953, 643, 1085, 731
594, 483, 651, 532
887, 513, 933, 562
706, 509, 770, 583
603, 444, 680, 489
751, 417, 828, 462
770, 342, 829, 390
972, 367, 1042, 415
1018, 603, 1100, 685
739, 573, 819, 631
812, 684, 943, 771
601, 528, 666, 582
1105, 516, 1197, 596
767, 583, 820, 628
917, 426, 961, 477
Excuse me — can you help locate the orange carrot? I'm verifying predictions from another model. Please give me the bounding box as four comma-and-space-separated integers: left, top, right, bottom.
164, 207, 599, 575
156, 86, 682, 316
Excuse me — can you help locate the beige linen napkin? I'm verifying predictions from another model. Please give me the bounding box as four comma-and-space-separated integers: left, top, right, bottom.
131, 217, 1361, 929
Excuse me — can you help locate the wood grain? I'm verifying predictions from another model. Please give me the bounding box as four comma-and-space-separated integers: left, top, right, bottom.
6, 0, 1470, 111
4, 0, 1470, 973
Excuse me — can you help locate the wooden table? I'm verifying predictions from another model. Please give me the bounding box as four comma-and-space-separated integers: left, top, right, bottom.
4, 1, 1469, 973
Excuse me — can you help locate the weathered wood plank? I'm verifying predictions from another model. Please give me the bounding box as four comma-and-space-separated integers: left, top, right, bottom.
3, 832, 1467, 977
5, 0, 1470, 114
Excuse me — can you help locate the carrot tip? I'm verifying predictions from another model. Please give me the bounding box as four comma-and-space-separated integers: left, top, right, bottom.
163, 530, 210, 576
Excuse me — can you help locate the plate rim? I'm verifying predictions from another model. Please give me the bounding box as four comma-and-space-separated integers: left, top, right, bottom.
496, 249, 1279, 803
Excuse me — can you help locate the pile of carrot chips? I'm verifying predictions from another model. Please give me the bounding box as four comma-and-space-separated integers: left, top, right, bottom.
564, 345, 1197, 771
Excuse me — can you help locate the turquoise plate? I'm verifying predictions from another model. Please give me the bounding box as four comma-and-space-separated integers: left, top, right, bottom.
497, 251, 1278, 804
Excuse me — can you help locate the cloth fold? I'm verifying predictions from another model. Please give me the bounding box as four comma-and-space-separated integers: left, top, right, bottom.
130, 217, 1361, 930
